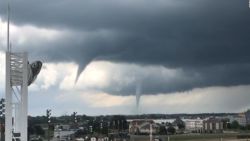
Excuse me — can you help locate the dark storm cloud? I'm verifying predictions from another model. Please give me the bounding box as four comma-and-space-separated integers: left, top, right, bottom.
0, 0, 250, 95
86, 63, 250, 95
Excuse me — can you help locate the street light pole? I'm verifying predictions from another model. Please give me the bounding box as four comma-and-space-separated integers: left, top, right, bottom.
46, 109, 52, 141
0, 99, 5, 141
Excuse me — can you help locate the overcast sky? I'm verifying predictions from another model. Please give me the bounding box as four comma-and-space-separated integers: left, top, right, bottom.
0, 0, 250, 116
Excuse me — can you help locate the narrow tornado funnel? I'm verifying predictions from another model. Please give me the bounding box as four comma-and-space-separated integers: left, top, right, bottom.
136, 83, 142, 114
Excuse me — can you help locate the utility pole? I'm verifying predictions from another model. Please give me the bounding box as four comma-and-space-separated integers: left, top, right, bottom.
46, 109, 51, 141
89, 125, 93, 134
73, 112, 77, 130
107, 121, 110, 135
149, 123, 152, 141
73, 112, 77, 123
0, 98, 5, 141
100, 120, 103, 133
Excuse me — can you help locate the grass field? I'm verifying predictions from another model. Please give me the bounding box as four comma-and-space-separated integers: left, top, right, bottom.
130, 134, 250, 141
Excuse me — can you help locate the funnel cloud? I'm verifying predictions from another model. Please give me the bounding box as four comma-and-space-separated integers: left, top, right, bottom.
136, 83, 142, 114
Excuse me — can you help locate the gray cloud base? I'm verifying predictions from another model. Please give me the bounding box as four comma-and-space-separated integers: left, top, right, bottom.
0, 0, 250, 95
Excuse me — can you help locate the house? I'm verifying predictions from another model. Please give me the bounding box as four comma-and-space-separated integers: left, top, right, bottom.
203, 118, 223, 133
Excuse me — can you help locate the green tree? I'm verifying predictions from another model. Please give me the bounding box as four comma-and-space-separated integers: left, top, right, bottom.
28, 126, 35, 135
246, 124, 250, 130
231, 120, 240, 129
110, 115, 128, 130
75, 129, 86, 138
49, 124, 55, 131
173, 117, 185, 130
167, 126, 176, 134
221, 118, 230, 129
159, 126, 167, 135
34, 125, 45, 136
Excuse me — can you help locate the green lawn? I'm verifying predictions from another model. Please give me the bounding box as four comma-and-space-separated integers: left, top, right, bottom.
130, 134, 250, 141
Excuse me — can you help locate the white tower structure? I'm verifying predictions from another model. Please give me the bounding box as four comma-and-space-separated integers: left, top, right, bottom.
5, 4, 28, 141
4, 3, 42, 141
6, 52, 28, 141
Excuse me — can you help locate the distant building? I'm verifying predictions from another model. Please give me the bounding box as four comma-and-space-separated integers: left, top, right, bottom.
54, 130, 75, 140
129, 119, 159, 134
139, 122, 160, 134
153, 119, 175, 124
55, 124, 71, 131
184, 118, 203, 133
229, 113, 247, 126
54, 124, 75, 139
203, 118, 223, 133
245, 110, 250, 125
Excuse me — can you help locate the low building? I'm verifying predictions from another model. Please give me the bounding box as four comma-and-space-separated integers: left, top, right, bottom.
184, 118, 203, 133
203, 118, 223, 133
229, 113, 247, 126
54, 124, 75, 139
55, 124, 71, 131
129, 119, 159, 134
54, 130, 75, 140
245, 110, 250, 125
139, 122, 160, 134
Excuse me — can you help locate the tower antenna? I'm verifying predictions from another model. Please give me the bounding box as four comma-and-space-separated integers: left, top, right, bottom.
7, 3, 10, 52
